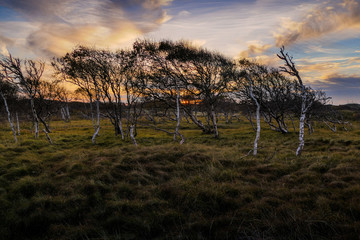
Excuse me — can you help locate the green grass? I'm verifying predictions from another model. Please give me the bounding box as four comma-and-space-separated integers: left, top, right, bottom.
0, 118, 360, 239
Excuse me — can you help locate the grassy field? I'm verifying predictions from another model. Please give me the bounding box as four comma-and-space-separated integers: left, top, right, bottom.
0, 118, 360, 239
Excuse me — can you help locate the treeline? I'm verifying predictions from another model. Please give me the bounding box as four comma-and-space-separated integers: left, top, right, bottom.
0, 40, 350, 155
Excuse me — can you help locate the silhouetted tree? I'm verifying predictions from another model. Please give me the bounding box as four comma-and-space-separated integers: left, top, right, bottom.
0, 54, 47, 140
278, 46, 314, 156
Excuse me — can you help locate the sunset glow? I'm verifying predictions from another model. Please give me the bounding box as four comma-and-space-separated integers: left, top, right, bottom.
0, 0, 359, 104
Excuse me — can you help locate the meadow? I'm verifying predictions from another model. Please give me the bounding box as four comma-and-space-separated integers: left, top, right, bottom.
0, 117, 359, 239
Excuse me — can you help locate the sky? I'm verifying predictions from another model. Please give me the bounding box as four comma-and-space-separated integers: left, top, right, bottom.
0, 0, 359, 104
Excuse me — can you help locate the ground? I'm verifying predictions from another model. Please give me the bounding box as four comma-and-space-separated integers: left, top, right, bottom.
0, 118, 359, 239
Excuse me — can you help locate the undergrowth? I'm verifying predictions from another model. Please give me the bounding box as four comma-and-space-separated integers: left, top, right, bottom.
0, 119, 359, 239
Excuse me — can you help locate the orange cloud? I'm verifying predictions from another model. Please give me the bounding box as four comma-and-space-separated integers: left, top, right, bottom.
239, 42, 272, 58
0, 0, 173, 57
275, 0, 360, 46
27, 21, 143, 57
0, 35, 13, 55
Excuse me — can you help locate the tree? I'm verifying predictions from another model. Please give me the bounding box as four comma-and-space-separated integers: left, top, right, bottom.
53, 46, 102, 144
134, 39, 233, 138
0, 71, 18, 142
233, 60, 265, 155
235, 59, 298, 134
0, 54, 46, 139
277, 46, 314, 156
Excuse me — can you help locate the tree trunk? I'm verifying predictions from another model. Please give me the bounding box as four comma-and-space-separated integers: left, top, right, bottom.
118, 117, 125, 140
225, 112, 229, 124
65, 104, 70, 121
211, 105, 219, 138
174, 87, 181, 141
1, 92, 17, 143
246, 75, 260, 156
16, 112, 20, 135
61, 107, 66, 121
30, 98, 39, 138
289, 114, 296, 132
92, 100, 100, 144
296, 97, 306, 156
42, 129, 53, 144
183, 110, 190, 123
89, 96, 96, 131
245, 111, 256, 131
130, 125, 137, 146
253, 103, 261, 156
38, 115, 51, 133
323, 120, 336, 132
184, 108, 207, 132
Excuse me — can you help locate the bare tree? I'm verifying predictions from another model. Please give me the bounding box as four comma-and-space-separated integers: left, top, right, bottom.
133, 40, 187, 143
92, 49, 126, 139
0, 54, 45, 139
277, 46, 314, 156
246, 74, 261, 155
0, 72, 18, 142
235, 59, 297, 134
232, 60, 263, 155
53, 46, 101, 144
134, 40, 233, 138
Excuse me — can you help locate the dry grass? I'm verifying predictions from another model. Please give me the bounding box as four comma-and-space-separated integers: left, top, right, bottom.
0, 118, 359, 239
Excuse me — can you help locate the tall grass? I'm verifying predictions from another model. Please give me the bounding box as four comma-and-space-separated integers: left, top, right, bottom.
0, 118, 359, 239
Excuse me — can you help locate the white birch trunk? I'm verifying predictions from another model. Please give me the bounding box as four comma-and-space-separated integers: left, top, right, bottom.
30, 98, 39, 138
60, 107, 66, 121
65, 104, 70, 121
253, 104, 261, 155
92, 100, 100, 144
92, 126, 100, 144
323, 120, 336, 133
184, 108, 207, 132
42, 129, 53, 144
118, 119, 125, 140
211, 105, 219, 138
296, 95, 306, 156
130, 125, 137, 146
174, 87, 180, 141
16, 112, 20, 135
246, 75, 260, 156
1, 92, 17, 143
89, 96, 96, 131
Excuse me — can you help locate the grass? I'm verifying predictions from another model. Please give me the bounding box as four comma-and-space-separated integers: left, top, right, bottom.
0, 117, 360, 239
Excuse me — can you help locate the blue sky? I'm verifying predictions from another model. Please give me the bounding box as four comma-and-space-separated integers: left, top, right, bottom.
0, 0, 359, 104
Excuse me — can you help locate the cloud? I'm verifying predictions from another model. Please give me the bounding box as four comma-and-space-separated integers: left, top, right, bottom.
142, 0, 172, 9
178, 10, 191, 17
274, 0, 360, 46
190, 39, 206, 48
312, 73, 360, 104
236, 41, 278, 66
0, 35, 13, 55
239, 41, 272, 58
0, 0, 173, 57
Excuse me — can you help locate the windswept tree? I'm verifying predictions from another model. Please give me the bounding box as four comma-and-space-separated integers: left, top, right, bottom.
0, 71, 18, 142
57, 86, 72, 123
233, 60, 267, 155
53, 46, 102, 144
277, 46, 314, 156
133, 40, 186, 143
34, 80, 66, 133
91, 49, 126, 139
134, 39, 234, 138
0, 54, 46, 139
234, 60, 294, 133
